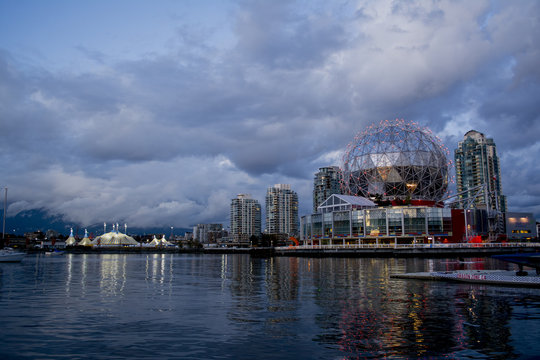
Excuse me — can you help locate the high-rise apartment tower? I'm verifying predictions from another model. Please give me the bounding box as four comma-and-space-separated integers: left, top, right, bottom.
454, 130, 507, 238
454, 130, 506, 212
230, 194, 261, 242
313, 166, 342, 212
265, 184, 299, 236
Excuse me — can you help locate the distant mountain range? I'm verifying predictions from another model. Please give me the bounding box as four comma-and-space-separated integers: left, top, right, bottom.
2, 208, 191, 237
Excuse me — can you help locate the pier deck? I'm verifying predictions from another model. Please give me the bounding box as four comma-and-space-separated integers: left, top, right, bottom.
391, 270, 540, 287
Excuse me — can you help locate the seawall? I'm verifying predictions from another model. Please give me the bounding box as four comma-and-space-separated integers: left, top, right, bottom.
30, 244, 540, 258
273, 244, 540, 258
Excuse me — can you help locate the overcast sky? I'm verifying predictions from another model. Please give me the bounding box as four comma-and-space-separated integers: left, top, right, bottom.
1, 0, 539, 231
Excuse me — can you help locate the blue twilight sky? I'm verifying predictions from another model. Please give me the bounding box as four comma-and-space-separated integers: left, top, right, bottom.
0, 0, 539, 231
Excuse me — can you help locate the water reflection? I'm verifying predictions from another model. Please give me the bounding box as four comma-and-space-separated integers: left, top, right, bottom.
1, 255, 539, 359
60, 253, 178, 300
99, 254, 127, 296
214, 256, 540, 359
145, 253, 174, 285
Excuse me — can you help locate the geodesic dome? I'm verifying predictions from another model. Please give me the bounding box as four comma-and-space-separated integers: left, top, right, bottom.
341, 119, 450, 202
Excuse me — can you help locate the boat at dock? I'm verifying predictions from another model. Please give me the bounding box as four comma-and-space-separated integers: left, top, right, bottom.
0, 247, 25, 262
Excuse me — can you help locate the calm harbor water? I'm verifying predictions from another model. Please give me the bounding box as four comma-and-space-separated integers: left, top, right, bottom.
1, 253, 539, 359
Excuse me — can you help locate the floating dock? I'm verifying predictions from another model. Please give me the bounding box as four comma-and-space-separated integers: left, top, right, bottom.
391, 270, 540, 287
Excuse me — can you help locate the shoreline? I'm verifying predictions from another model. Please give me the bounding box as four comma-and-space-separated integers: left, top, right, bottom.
24, 244, 540, 258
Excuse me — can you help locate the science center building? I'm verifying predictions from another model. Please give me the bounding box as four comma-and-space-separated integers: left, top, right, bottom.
301, 119, 467, 246
300, 195, 455, 245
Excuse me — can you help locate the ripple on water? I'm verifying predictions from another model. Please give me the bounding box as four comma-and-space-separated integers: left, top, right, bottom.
1, 255, 540, 359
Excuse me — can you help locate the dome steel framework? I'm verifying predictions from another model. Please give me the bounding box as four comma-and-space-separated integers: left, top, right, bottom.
341, 119, 450, 203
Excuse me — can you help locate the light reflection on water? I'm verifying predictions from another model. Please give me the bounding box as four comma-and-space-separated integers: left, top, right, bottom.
0, 254, 539, 359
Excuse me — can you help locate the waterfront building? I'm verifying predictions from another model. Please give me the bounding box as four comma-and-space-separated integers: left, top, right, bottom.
265, 184, 299, 236
454, 130, 507, 212
313, 166, 342, 212
24, 230, 44, 240
454, 130, 506, 238
300, 194, 455, 245
45, 229, 59, 239
505, 212, 537, 241
193, 223, 224, 244
341, 119, 450, 204
230, 194, 261, 243
301, 119, 479, 245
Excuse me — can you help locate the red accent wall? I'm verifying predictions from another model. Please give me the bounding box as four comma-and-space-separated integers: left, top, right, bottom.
451, 209, 465, 243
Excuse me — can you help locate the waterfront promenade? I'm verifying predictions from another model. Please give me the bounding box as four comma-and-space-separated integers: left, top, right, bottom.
272, 242, 540, 257
202, 242, 540, 258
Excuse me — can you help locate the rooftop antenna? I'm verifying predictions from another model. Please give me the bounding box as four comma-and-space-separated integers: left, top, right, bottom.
124, 223, 127, 234
104, 222, 107, 234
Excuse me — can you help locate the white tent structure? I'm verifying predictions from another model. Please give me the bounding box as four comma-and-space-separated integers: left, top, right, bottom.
159, 235, 174, 246
148, 235, 160, 246
145, 235, 174, 247
78, 229, 92, 246
65, 228, 77, 246
91, 224, 139, 246
147, 235, 174, 247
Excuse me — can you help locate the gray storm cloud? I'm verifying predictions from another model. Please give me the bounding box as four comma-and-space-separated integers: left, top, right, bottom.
0, 0, 539, 228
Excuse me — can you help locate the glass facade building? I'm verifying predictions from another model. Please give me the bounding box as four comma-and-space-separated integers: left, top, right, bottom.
300, 195, 452, 245
454, 130, 506, 212
454, 130, 507, 238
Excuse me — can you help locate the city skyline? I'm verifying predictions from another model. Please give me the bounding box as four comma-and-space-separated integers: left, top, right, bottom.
0, 0, 539, 230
